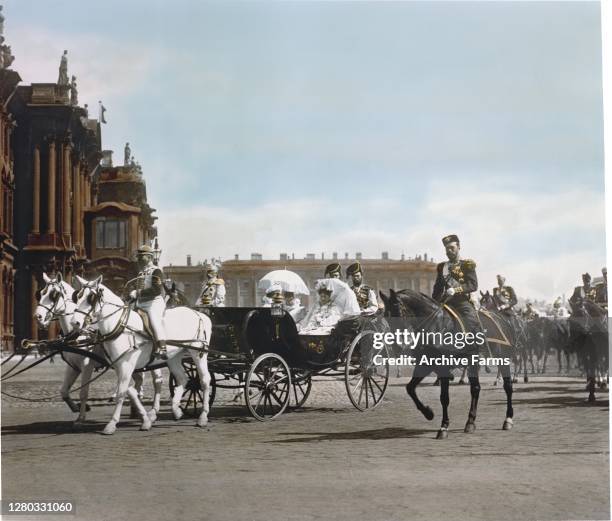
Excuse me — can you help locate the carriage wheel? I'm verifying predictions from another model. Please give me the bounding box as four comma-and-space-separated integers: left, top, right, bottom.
345, 330, 389, 411
168, 359, 216, 417
245, 353, 291, 421
288, 370, 312, 410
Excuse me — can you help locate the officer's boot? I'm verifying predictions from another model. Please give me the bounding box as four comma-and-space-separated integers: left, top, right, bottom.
156, 340, 168, 361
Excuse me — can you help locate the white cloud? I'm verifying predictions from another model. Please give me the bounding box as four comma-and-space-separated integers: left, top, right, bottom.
158, 186, 606, 302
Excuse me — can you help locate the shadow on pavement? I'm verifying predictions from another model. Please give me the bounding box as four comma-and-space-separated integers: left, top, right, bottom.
491, 395, 609, 410
270, 427, 430, 443
2, 420, 104, 435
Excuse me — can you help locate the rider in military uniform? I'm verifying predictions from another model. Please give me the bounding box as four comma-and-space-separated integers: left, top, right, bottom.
432, 234, 480, 334
129, 244, 167, 359
569, 273, 597, 313
197, 260, 226, 307
595, 267, 608, 311
324, 262, 342, 279
523, 301, 539, 321
346, 262, 378, 314
493, 275, 518, 316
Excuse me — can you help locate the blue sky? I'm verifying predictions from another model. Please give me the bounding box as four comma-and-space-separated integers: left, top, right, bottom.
5, 1, 607, 300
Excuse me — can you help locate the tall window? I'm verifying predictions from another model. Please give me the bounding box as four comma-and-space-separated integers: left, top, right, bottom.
96, 218, 127, 249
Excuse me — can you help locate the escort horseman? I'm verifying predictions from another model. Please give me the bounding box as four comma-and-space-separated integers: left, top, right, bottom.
432, 234, 481, 334
493, 275, 518, 316
128, 245, 168, 360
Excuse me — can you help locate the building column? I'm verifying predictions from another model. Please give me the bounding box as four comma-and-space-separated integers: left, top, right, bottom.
32, 145, 40, 233
30, 273, 38, 341
72, 163, 80, 245
79, 168, 86, 246
47, 141, 56, 233
62, 144, 72, 236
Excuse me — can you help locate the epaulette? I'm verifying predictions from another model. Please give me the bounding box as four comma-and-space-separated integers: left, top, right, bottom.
462, 259, 476, 270
213, 278, 225, 285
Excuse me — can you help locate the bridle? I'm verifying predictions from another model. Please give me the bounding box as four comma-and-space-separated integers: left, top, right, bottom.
37, 283, 71, 324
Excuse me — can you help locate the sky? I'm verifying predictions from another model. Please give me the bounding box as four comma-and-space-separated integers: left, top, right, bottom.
4, 0, 607, 301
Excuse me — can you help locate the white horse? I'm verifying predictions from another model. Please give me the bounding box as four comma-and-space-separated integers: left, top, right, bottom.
71, 275, 212, 435
35, 273, 163, 424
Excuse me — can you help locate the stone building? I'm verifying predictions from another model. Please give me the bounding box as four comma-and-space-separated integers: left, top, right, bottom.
165, 252, 437, 307
9, 79, 101, 346
0, 65, 20, 351
84, 150, 158, 294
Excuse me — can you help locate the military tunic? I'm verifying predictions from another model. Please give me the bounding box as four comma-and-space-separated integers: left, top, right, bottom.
432, 259, 480, 333
133, 262, 166, 342
198, 277, 226, 307
493, 285, 518, 315
350, 284, 378, 314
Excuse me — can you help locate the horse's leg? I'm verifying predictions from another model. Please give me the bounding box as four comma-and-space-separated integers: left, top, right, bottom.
436, 377, 450, 440
167, 356, 188, 420
494, 366, 502, 387
464, 366, 480, 433
557, 348, 562, 372
501, 363, 514, 430
523, 349, 529, 383
125, 385, 152, 431
103, 358, 137, 435
192, 353, 211, 428
75, 359, 93, 423
149, 368, 163, 421
60, 363, 81, 413
406, 375, 434, 420
541, 348, 548, 374
130, 372, 144, 419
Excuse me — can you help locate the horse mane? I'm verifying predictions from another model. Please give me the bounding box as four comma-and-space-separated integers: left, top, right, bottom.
394, 288, 439, 315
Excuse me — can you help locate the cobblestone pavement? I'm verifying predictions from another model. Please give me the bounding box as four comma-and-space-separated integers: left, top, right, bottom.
1, 359, 609, 521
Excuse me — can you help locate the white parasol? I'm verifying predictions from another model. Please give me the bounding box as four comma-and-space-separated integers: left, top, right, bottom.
258, 270, 310, 296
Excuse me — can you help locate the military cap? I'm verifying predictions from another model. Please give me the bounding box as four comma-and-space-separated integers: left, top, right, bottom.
324, 262, 342, 276
346, 262, 362, 276
136, 244, 154, 255
442, 234, 460, 246
582, 272, 592, 280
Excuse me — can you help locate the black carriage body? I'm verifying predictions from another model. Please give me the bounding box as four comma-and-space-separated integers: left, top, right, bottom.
201, 307, 388, 371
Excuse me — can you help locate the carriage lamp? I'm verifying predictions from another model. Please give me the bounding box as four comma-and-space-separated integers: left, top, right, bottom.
151, 237, 162, 266
270, 291, 285, 318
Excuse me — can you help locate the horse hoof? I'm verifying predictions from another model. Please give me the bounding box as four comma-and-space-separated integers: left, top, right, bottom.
464, 422, 476, 434
102, 424, 116, 435
588, 394, 596, 403
196, 418, 208, 428
502, 418, 513, 431
422, 406, 435, 421
140, 418, 152, 431
458, 380, 466, 385
173, 408, 184, 421
436, 428, 448, 440
524, 376, 529, 383
147, 409, 157, 423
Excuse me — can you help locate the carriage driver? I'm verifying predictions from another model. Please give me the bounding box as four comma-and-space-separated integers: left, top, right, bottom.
432, 234, 481, 334
493, 275, 518, 316
324, 262, 342, 279
346, 262, 378, 314
129, 244, 167, 360
197, 260, 226, 307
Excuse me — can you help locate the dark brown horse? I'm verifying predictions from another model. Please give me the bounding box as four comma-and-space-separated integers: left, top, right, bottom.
380, 289, 515, 440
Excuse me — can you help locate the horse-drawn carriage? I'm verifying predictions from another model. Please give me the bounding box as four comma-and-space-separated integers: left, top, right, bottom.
170, 306, 391, 421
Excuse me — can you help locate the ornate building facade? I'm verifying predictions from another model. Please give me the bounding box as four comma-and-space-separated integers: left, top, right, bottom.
165, 252, 437, 307
0, 66, 20, 351
84, 150, 157, 295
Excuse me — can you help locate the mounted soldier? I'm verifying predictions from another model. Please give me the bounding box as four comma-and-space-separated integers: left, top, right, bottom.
569, 273, 597, 314
493, 275, 518, 316
197, 259, 226, 307
128, 244, 167, 360
432, 234, 480, 334
324, 262, 342, 279
346, 262, 378, 314
595, 267, 607, 311
522, 301, 539, 321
